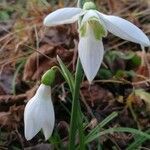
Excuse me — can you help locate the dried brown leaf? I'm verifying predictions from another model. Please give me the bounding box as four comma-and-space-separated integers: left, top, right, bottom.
23, 43, 74, 81
81, 82, 113, 106
23, 44, 56, 80
0, 65, 14, 94
0, 105, 24, 129
107, 0, 125, 13
0, 94, 26, 105
25, 143, 54, 150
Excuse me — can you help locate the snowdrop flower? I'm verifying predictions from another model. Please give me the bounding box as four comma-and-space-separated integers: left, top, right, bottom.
24, 69, 55, 140
44, 2, 150, 83
24, 84, 55, 140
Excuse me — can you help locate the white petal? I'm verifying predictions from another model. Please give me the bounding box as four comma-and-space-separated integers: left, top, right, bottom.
24, 84, 55, 140
78, 24, 104, 83
24, 97, 42, 140
97, 12, 150, 47
81, 10, 99, 24
36, 84, 52, 98
42, 98, 55, 140
44, 7, 83, 26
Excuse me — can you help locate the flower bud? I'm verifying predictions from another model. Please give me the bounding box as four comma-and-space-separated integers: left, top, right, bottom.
41, 68, 56, 86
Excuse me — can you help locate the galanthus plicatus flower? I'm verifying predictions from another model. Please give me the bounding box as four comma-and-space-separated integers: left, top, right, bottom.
24, 84, 55, 140
43, 2, 150, 83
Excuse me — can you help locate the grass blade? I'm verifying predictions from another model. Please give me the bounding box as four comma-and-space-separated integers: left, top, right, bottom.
85, 127, 150, 144
86, 112, 118, 141
126, 129, 150, 150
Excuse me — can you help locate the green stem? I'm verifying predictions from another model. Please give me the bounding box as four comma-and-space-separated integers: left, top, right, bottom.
78, 106, 85, 150
68, 1, 84, 149
68, 58, 83, 150
77, 0, 84, 7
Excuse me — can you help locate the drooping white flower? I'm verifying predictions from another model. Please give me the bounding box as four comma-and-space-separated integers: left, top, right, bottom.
24, 84, 55, 140
43, 2, 150, 83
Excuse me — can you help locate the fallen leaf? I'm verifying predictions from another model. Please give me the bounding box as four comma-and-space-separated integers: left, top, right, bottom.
81, 82, 113, 106
135, 89, 150, 111
0, 105, 24, 129
23, 44, 73, 81
0, 65, 14, 94
25, 143, 54, 150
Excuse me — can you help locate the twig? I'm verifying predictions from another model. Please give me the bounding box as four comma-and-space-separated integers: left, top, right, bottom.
0, 94, 26, 105
80, 91, 95, 118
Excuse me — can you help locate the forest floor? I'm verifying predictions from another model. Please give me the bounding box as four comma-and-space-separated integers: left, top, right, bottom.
0, 0, 150, 149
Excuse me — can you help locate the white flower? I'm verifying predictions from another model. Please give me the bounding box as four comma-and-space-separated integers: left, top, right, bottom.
24, 84, 55, 140
43, 2, 150, 83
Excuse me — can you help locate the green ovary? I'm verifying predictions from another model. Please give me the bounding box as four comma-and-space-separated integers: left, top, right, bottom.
83, 2, 97, 10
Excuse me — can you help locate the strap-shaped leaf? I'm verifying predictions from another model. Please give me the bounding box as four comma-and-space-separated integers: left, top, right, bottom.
86, 112, 118, 141
85, 127, 150, 144
57, 56, 75, 94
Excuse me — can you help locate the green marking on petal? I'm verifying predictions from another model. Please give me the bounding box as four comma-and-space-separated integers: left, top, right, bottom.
79, 16, 107, 40
79, 23, 87, 37
89, 19, 107, 40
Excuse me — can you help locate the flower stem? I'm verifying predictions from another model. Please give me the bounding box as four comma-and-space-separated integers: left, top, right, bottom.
69, 58, 83, 150
77, 106, 85, 150
77, 0, 84, 8
68, 1, 85, 149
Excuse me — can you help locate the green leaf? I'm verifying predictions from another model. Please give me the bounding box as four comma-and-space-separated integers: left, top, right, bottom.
105, 50, 136, 61
104, 50, 118, 63
98, 68, 113, 79
115, 51, 135, 60
127, 55, 141, 69
85, 127, 150, 144
127, 129, 150, 150
49, 130, 64, 150
0, 11, 10, 21
57, 56, 75, 94
86, 112, 118, 141
115, 70, 135, 78
115, 70, 126, 78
